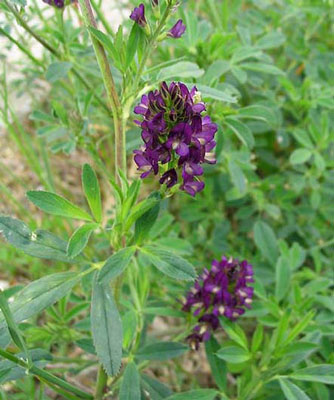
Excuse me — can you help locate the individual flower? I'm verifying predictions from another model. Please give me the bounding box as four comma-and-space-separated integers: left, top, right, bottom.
182, 256, 254, 350
168, 19, 186, 38
133, 81, 217, 196
151, 0, 159, 6
130, 3, 147, 27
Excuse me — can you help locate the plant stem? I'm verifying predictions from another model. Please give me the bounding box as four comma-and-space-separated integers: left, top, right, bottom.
4, 0, 59, 56
94, 366, 108, 400
0, 348, 93, 400
0, 27, 44, 68
77, 0, 126, 177
133, 1, 173, 91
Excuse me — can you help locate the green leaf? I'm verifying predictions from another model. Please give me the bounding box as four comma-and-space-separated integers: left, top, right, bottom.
82, 164, 102, 223
91, 275, 122, 376
125, 23, 139, 69
0, 293, 31, 365
166, 389, 219, 400
0, 216, 71, 262
141, 245, 196, 281
291, 129, 314, 149
154, 237, 193, 256
253, 220, 278, 266
251, 324, 263, 353
205, 336, 227, 391
195, 84, 238, 103
216, 345, 251, 363
29, 110, 55, 123
228, 159, 247, 193
122, 310, 137, 349
238, 105, 276, 125
27, 191, 93, 221
290, 365, 334, 385
0, 329, 10, 349
0, 272, 80, 331
231, 66, 248, 84
241, 62, 285, 75
67, 223, 97, 258
134, 192, 161, 244
225, 117, 254, 148
141, 374, 173, 399
75, 338, 96, 355
283, 311, 315, 346
289, 242, 305, 270
279, 379, 311, 400
136, 342, 188, 361
46, 62, 72, 83
8, 0, 26, 6
275, 256, 291, 301
98, 247, 136, 284
119, 362, 140, 400
256, 31, 286, 49
289, 149, 312, 165
88, 27, 120, 68
203, 60, 230, 83
124, 198, 158, 231
231, 46, 262, 63
157, 62, 204, 80
280, 342, 318, 357
219, 318, 248, 350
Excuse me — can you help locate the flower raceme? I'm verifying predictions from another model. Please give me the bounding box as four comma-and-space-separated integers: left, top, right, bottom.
133, 82, 218, 196
182, 256, 254, 350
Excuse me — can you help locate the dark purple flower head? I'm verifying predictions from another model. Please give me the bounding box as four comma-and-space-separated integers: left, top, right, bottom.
133, 81, 217, 196
168, 19, 186, 38
130, 3, 147, 27
182, 256, 254, 350
151, 0, 158, 6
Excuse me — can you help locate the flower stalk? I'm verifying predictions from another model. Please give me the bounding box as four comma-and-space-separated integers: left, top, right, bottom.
0, 347, 93, 400
133, 0, 174, 90
78, 0, 126, 177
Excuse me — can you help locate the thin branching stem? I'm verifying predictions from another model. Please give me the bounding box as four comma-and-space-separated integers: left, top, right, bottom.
78, 0, 126, 178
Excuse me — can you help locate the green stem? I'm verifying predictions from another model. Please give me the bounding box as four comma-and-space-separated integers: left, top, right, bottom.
0, 27, 44, 67
0, 348, 93, 400
310, 238, 334, 251
94, 366, 108, 400
78, 0, 125, 177
133, 1, 173, 91
4, 0, 60, 56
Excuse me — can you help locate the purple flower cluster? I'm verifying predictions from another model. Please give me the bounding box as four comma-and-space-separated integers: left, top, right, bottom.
182, 256, 254, 350
133, 82, 217, 196
130, 3, 186, 39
